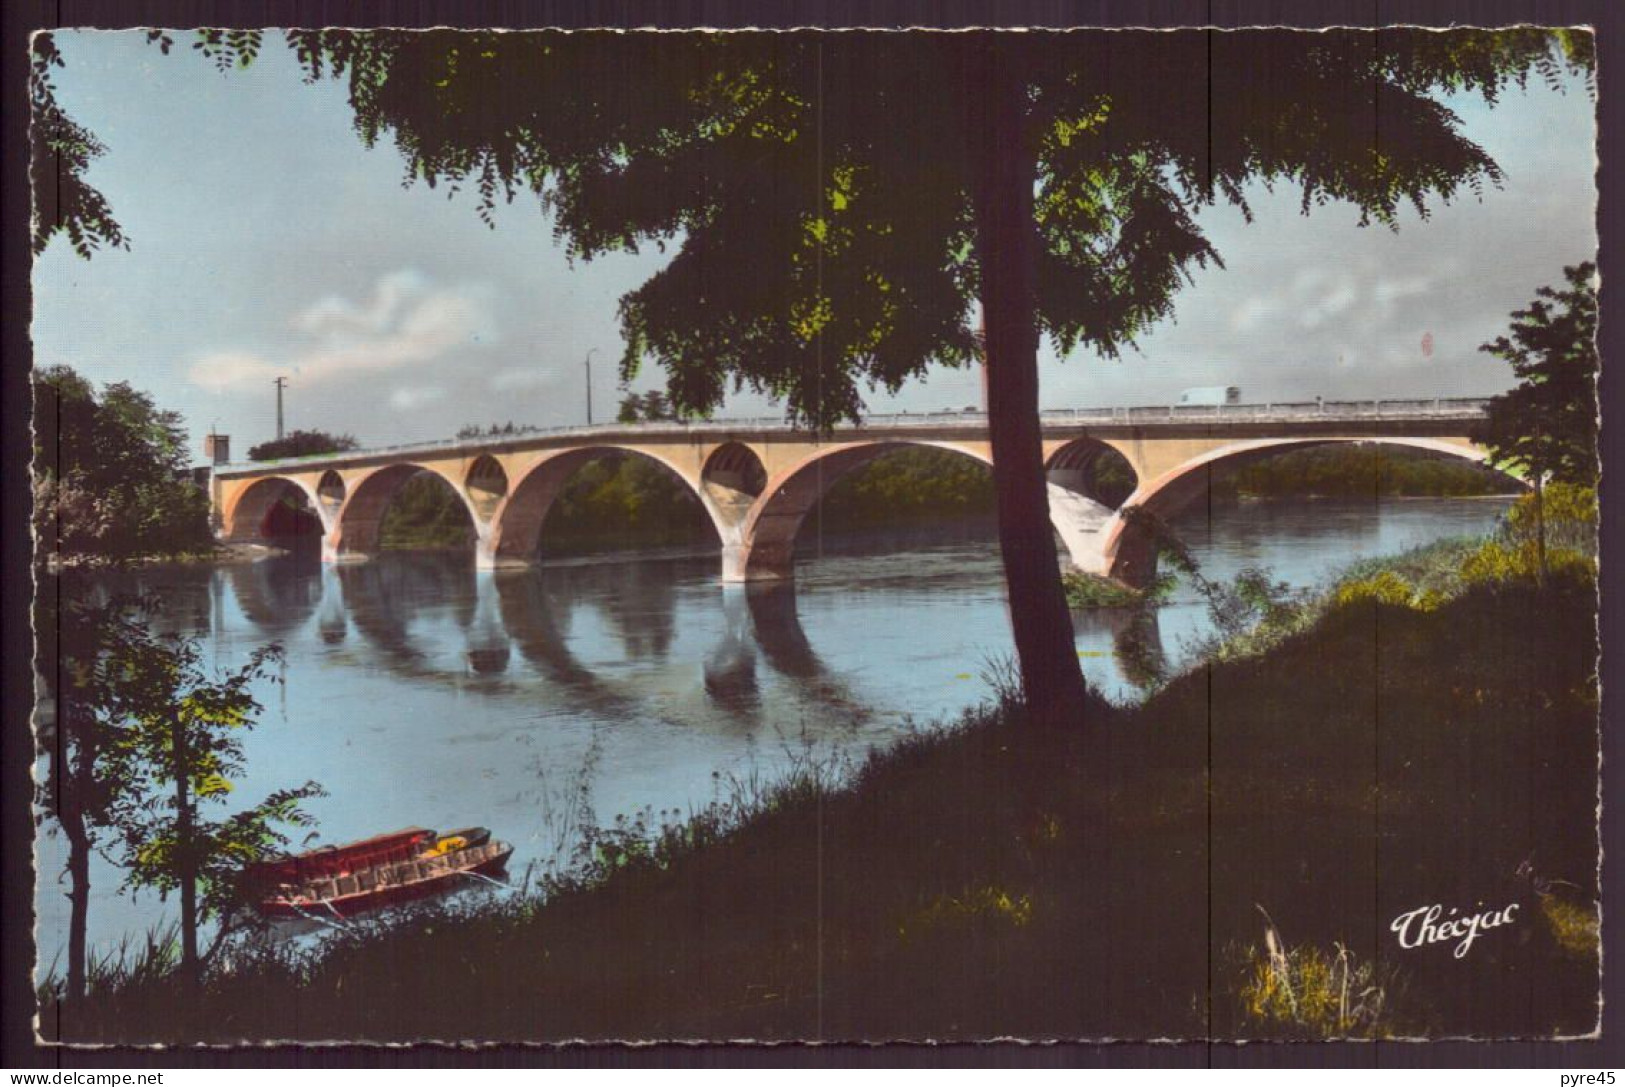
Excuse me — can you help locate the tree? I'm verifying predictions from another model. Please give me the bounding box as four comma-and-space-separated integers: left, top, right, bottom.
30, 35, 127, 258
1472, 262, 1599, 577
37, 585, 150, 1005
103, 625, 323, 984
35, 29, 1593, 723
33, 366, 215, 560
247, 429, 360, 461
616, 390, 681, 424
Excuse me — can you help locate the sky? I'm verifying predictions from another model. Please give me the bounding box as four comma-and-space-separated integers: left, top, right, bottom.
31, 30, 1599, 461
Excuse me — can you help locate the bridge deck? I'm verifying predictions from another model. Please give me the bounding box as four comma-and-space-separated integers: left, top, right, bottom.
217, 397, 1490, 477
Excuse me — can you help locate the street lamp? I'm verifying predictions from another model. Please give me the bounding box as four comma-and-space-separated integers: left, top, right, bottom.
273, 376, 288, 439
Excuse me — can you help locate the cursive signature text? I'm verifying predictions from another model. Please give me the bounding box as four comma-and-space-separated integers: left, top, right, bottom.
1389, 901, 1518, 959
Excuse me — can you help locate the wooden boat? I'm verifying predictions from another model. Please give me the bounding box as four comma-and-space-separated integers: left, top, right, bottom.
251, 827, 512, 919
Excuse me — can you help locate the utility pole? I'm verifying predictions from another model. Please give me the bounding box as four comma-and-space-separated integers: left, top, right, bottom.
584, 348, 598, 426
273, 376, 288, 440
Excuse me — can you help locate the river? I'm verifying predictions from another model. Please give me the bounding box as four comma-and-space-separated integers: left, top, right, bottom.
33, 494, 1514, 970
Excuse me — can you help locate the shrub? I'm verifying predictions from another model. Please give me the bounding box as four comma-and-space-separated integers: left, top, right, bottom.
1227, 914, 1412, 1039
1461, 539, 1594, 586
1061, 570, 1172, 608
1332, 570, 1444, 612
1503, 482, 1597, 556
1539, 894, 1600, 959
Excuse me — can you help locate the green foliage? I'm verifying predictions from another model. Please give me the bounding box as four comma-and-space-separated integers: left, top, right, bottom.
378, 473, 474, 550
541, 447, 994, 555
1333, 570, 1444, 612
1215, 444, 1512, 500
1460, 539, 1592, 587
898, 884, 1034, 942
33, 366, 215, 561
1504, 481, 1596, 556
251, 28, 1587, 429
1459, 483, 1596, 586
1088, 449, 1138, 508
40, 589, 321, 994
543, 453, 713, 554
99, 618, 323, 970
1540, 894, 1600, 959
455, 421, 537, 440
246, 429, 359, 461
1473, 262, 1599, 487
1227, 925, 1409, 1039
30, 35, 128, 258
815, 447, 994, 527
615, 390, 686, 424
1061, 569, 1173, 609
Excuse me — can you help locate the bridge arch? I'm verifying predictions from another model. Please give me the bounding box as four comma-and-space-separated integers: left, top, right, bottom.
332, 463, 481, 560
222, 476, 327, 541
1099, 436, 1496, 586
1046, 438, 1139, 509
465, 455, 509, 520
316, 469, 347, 511
485, 446, 725, 568
701, 442, 768, 524
733, 440, 996, 580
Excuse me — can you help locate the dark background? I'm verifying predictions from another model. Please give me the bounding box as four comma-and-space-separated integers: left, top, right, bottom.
5, 0, 1621, 1069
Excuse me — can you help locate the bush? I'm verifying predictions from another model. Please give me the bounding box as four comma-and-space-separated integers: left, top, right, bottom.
247, 430, 359, 461
33, 366, 217, 562
1332, 570, 1444, 612
1228, 929, 1410, 1039
1461, 539, 1594, 586
1503, 482, 1597, 556
1061, 570, 1172, 608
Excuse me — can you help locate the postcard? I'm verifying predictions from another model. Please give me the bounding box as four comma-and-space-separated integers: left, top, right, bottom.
26, 25, 1601, 1046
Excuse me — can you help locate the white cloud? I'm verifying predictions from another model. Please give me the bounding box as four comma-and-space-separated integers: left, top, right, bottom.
1228, 296, 1279, 333
389, 386, 447, 410
488, 367, 553, 392
187, 270, 497, 393
1372, 275, 1433, 307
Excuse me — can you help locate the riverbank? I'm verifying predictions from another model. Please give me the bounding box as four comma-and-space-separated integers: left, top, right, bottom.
41, 541, 285, 573
42, 552, 1598, 1043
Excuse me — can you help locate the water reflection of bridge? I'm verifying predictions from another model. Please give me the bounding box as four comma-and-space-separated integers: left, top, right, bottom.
220, 555, 877, 727
213, 401, 1491, 586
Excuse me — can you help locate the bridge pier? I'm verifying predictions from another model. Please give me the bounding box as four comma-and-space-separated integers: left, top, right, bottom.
1045, 481, 1117, 578
723, 540, 795, 582
475, 537, 535, 571
321, 537, 371, 564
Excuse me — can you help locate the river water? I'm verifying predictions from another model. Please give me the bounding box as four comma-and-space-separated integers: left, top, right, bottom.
33, 495, 1513, 969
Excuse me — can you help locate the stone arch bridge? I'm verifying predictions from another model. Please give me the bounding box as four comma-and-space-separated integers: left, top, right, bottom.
213, 398, 1494, 587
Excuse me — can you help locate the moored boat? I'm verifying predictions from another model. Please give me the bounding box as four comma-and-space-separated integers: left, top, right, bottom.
251, 827, 512, 919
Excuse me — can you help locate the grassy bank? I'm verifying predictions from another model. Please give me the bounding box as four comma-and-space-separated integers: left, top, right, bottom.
42, 547, 1598, 1042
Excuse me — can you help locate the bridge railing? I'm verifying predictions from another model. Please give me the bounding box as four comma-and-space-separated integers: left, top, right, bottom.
218, 398, 1490, 472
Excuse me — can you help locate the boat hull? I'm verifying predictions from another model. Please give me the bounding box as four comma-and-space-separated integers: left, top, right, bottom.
257, 841, 513, 919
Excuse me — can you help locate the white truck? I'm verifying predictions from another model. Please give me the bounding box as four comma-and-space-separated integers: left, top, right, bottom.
1177, 386, 1241, 406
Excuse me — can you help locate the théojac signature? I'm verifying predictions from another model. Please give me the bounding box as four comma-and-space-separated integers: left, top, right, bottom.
1389, 902, 1518, 959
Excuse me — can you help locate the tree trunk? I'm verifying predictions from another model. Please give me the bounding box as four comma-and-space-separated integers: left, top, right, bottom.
173, 722, 200, 985
968, 39, 1091, 727
1534, 473, 1548, 582
62, 806, 91, 1007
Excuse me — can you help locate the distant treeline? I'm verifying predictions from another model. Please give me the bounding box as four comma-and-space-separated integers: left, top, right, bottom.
379, 474, 476, 550
815, 448, 995, 527
542, 454, 714, 555
369, 448, 996, 554
1213, 445, 1516, 500
543, 447, 995, 554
